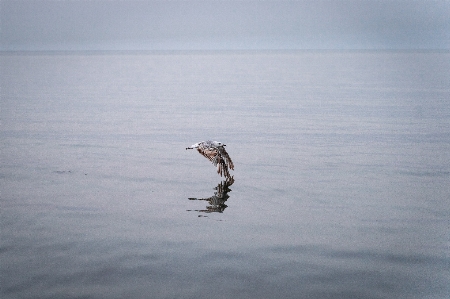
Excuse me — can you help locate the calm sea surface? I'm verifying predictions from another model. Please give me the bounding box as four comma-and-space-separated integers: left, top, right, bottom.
1, 51, 449, 299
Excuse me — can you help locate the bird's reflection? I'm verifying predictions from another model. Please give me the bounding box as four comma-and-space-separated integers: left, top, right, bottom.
188, 177, 234, 214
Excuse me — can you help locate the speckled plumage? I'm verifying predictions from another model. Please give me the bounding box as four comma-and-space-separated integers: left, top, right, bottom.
186, 140, 234, 180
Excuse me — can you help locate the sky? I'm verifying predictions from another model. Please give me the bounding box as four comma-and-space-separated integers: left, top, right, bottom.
1, 0, 449, 51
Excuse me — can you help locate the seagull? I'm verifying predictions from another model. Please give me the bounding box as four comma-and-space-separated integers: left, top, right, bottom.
186, 140, 234, 179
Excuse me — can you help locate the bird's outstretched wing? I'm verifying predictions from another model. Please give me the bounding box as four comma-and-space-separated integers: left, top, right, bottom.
219, 147, 234, 171
197, 147, 233, 179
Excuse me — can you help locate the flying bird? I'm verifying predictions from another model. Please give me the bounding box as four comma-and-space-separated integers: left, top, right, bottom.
186, 140, 234, 179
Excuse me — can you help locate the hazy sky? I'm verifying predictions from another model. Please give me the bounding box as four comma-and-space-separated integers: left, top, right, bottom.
1, 0, 449, 51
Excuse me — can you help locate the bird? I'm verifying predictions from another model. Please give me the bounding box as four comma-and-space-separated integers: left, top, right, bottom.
186, 140, 234, 180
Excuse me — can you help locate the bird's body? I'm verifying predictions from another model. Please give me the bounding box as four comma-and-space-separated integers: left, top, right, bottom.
186, 140, 234, 179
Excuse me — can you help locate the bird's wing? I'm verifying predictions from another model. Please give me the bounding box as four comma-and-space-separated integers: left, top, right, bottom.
197, 147, 231, 178
197, 147, 218, 164
216, 155, 230, 178
219, 147, 234, 170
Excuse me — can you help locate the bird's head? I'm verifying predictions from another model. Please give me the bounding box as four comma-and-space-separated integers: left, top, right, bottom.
213, 141, 226, 147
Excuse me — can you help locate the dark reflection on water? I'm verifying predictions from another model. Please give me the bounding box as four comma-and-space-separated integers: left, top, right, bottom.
187, 177, 234, 214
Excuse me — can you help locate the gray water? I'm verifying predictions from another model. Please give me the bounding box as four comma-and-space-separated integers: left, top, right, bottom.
1, 51, 449, 299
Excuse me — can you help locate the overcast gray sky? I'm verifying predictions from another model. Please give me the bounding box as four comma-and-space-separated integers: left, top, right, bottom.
1, 0, 449, 51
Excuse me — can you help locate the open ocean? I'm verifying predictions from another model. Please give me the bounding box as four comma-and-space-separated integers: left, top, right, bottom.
1, 51, 449, 299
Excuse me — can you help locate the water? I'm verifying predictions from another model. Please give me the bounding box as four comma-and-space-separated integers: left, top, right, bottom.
1, 51, 449, 299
